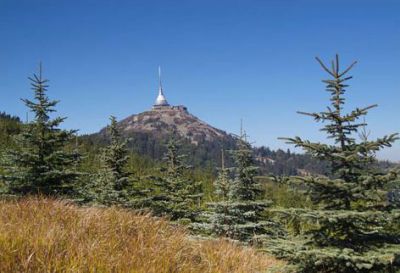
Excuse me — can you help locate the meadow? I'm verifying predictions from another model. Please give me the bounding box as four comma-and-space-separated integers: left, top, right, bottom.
0, 197, 283, 273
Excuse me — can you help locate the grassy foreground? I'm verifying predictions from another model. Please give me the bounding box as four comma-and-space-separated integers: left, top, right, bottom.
0, 197, 282, 273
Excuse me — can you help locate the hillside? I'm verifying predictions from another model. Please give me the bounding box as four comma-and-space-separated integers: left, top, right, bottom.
87, 106, 238, 168
116, 106, 229, 145
0, 197, 283, 273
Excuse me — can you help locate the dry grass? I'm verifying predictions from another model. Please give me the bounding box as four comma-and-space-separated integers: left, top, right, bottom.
0, 197, 282, 273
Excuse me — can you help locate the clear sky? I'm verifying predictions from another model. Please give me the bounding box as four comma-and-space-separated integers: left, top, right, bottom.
1, 0, 399, 161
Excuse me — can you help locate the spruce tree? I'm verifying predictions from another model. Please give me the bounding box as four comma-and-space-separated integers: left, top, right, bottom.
88, 116, 132, 206
150, 137, 203, 222
207, 132, 275, 241
213, 149, 230, 200
264, 55, 400, 273
1, 65, 80, 195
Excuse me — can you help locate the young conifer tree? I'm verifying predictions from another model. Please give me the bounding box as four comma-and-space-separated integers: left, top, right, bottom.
214, 149, 230, 200
89, 116, 132, 205
265, 55, 400, 273
151, 136, 203, 222
207, 131, 275, 241
1, 65, 80, 195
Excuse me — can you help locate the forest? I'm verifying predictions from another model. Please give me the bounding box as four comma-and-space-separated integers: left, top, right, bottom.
1, 56, 400, 273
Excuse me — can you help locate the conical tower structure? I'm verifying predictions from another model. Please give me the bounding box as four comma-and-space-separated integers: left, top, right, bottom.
153, 66, 170, 109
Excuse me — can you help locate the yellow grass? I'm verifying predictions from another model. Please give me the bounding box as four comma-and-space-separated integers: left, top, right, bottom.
0, 197, 282, 273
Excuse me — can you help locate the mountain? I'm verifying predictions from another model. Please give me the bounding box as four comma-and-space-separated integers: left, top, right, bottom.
84, 78, 331, 173
87, 105, 237, 168
109, 105, 230, 145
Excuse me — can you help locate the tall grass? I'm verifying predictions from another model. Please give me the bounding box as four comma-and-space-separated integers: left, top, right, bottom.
0, 197, 282, 273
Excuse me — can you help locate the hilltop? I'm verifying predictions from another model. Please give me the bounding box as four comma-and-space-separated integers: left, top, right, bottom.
104, 106, 232, 145
84, 104, 238, 168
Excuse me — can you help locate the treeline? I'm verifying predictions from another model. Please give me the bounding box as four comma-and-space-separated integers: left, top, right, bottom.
0, 112, 21, 147
254, 146, 331, 176
1, 112, 395, 179
81, 130, 238, 173
254, 146, 398, 177
1, 56, 400, 273
82, 126, 333, 177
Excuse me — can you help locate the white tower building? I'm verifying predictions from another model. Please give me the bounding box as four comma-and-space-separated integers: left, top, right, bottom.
153, 66, 170, 109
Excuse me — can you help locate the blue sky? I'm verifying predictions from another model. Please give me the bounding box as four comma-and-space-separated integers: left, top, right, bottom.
1, 0, 399, 161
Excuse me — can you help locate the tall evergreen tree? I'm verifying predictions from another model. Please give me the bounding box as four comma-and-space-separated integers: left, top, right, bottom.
207, 132, 275, 241
1, 65, 80, 195
150, 137, 203, 222
264, 55, 400, 273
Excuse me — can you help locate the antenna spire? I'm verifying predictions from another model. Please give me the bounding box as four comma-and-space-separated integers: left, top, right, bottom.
158, 65, 162, 93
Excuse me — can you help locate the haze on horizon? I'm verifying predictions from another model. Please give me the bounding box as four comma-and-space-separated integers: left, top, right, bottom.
1, 0, 399, 161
